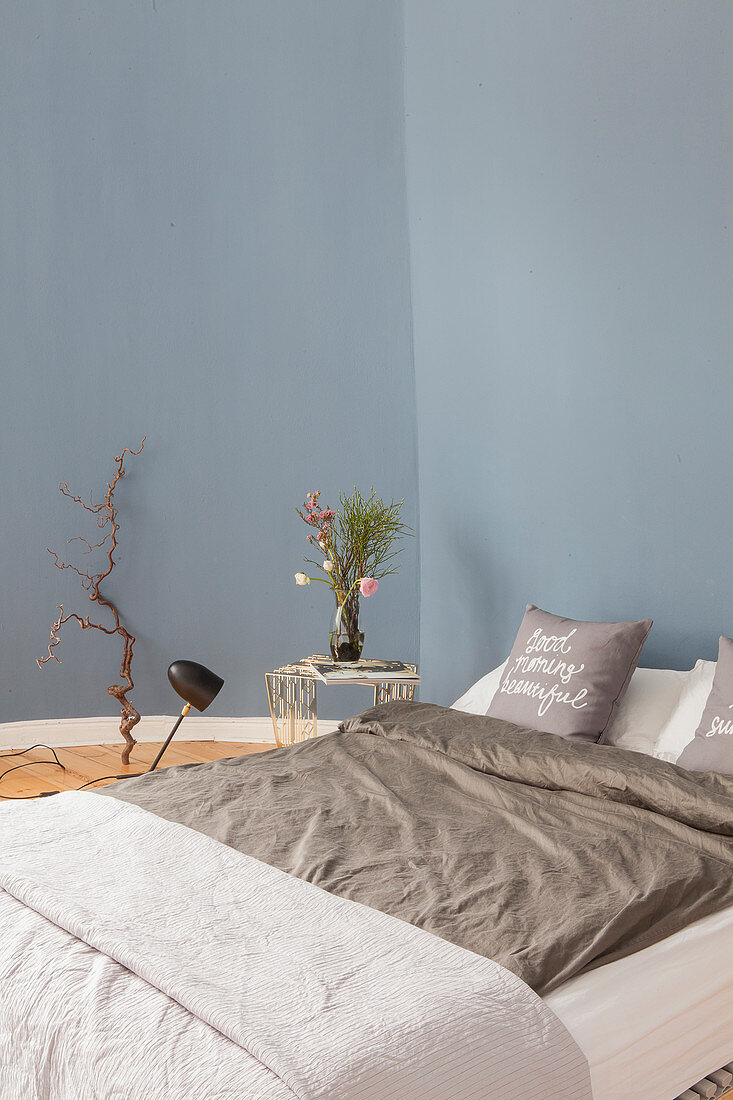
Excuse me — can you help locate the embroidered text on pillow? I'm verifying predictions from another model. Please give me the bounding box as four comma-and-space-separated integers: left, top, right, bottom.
704, 705, 733, 738
499, 629, 588, 718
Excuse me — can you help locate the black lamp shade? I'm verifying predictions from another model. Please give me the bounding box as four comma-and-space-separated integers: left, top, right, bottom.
167, 660, 224, 712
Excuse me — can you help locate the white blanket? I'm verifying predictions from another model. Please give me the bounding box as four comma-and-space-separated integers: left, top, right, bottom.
0, 792, 590, 1099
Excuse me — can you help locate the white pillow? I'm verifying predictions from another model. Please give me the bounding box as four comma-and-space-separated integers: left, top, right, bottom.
603, 667, 687, 755
653, 659, 717, 763
451, 660, 507, 714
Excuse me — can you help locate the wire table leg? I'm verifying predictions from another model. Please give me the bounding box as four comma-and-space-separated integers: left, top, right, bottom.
266, 672, 318, 747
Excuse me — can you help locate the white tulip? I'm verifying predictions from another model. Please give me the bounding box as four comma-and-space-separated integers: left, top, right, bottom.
294, 572, 311, 586
323, 560, 334, 572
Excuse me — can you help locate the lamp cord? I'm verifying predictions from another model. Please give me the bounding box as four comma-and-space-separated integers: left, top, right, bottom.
77, 772, 145, 791
0, 745, 67, 798
0, 750, 144, 799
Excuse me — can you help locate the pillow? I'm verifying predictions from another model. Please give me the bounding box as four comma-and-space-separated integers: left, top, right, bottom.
675, 638, 733, 774
604, 666, 687, 756
453, 661, 680, 755
486, 604, 653, 743
451, 660, 507, 714
653, 658, 717, 763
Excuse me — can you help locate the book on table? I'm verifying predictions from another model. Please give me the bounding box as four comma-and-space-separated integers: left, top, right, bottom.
302, 657, 419, 684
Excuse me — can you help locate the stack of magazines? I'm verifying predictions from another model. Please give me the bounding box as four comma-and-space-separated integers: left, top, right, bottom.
301, 657, 419, 684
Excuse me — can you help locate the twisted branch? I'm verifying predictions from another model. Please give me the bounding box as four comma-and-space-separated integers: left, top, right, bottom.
37, 438, 146, 765
68, 534, 113, 554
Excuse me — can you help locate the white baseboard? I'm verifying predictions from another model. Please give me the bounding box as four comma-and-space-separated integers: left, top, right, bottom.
0, 715, 342, 751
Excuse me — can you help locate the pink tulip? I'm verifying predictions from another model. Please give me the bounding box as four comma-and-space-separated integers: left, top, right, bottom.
360, 577, 379, 597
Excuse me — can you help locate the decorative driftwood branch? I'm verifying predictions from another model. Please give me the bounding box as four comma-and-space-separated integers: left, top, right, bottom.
37, 439, 146, 765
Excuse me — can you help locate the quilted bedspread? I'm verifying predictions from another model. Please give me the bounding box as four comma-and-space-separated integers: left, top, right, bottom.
0, 790, 590, 1100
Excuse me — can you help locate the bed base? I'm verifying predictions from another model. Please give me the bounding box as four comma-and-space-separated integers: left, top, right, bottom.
675, 1063, 733, 1100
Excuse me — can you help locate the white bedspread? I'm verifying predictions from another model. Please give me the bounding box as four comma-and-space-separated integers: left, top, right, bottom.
0, 792, 590, 1100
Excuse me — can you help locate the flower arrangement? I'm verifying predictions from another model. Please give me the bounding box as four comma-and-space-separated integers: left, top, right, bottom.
294, 487, 412, 661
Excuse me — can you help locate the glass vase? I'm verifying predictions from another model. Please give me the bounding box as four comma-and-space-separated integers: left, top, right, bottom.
329, 594, 364, 662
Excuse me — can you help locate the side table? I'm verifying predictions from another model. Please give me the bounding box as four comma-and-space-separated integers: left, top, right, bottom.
265, 658, 419, 747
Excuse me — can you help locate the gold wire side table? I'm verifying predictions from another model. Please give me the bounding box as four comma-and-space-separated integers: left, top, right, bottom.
265, 658, 419, 748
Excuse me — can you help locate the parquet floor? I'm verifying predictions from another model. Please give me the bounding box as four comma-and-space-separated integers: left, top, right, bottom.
0, 740, 271, 799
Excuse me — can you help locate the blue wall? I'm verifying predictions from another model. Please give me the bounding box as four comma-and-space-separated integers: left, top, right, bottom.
0, 2, 418, 723
405, 1, 733, 702
3, 2, 732, 723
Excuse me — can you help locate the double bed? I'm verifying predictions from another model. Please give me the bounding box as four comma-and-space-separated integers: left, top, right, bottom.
2, 699, 732, 1099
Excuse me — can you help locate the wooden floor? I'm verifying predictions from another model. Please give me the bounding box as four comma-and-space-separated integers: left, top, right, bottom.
0, 740, 271, 799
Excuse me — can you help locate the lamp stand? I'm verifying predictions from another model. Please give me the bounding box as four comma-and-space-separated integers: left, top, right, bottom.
148, 702, 191, 773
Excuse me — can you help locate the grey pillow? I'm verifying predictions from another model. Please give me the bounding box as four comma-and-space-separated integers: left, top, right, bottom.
677, 636, 733, 775
487, 604, 653, 743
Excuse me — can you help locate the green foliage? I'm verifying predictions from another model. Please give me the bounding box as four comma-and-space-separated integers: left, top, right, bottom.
298, 487, 413, 602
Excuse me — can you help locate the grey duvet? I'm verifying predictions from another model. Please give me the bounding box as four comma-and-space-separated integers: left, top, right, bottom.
103, 700, 733, 995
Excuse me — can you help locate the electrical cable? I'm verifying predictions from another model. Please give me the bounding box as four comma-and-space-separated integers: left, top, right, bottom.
77, 772, 144, 790
0, 744, 67, 799
0, 743, 65, 771
0, 745, 143, 800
